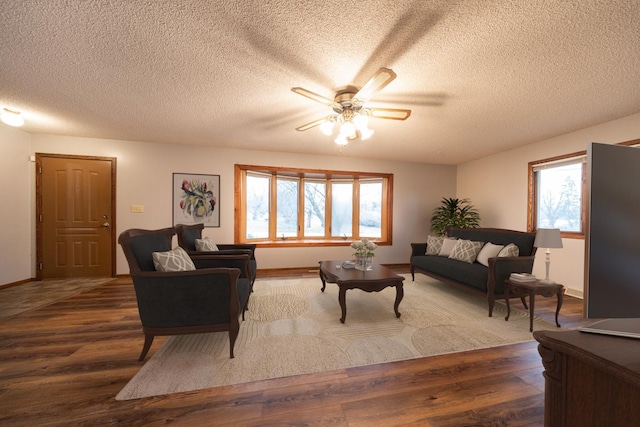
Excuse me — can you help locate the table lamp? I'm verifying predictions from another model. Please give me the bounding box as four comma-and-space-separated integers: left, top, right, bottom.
534, 228, 563, 284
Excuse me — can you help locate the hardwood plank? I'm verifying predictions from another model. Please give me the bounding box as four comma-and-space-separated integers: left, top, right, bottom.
0, 267, 592, 426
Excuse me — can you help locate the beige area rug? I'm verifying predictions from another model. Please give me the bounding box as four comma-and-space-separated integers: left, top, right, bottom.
116, 273, 560, 400
0, 277, 114, 319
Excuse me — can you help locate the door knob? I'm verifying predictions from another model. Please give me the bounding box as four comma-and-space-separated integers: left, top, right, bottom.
103, 222, 110, 227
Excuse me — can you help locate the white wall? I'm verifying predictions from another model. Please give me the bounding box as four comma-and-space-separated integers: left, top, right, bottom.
0, 126, 33, 284
21, 134, 456, 279
457, 112, 640, 296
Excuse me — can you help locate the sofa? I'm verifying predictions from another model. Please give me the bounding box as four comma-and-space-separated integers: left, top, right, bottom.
410, 227, 537, 317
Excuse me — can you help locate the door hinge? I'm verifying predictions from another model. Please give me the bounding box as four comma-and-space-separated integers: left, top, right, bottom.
39, 166, 42, 174
39, 214, 43, 222
39, 263, 43, 270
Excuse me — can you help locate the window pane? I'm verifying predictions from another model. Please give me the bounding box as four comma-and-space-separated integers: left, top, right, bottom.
359, 181, 382, 237
536, 163, 582, 231
304, 181, 326, 237
277, 178, 299, 238
246, 174, 270, 239
331, 182, 353, 237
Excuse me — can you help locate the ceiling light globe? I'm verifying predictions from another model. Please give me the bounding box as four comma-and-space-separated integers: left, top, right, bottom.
1, 109, 24, 127
319, 120, 334, 136
360, 127, 374, 140
335, 135, 348, 146
340, 122, 355, 137
353, 113, 368, 130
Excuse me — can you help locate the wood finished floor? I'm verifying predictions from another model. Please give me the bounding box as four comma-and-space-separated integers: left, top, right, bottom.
0, 266, 593, 426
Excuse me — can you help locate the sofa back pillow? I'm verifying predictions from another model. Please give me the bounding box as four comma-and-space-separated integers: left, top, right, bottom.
497, 243, 519, 257
426, 235, 444, 255
476, 242, 505, 267
449, 239, 485, 264
438, 237, 459, 257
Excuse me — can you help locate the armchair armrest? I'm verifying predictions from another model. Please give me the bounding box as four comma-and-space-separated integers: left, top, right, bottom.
189, 253, 251, 279
410, 243, 428, 257
131, 268, 241, 327
217, 244, 256, 260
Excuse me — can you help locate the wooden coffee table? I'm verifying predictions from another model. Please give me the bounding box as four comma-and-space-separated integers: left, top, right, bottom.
319, 260, 404, 323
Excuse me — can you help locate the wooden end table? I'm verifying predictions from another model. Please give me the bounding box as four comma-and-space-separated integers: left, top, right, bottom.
319, 260, 404, 323
504, 278, 565, 332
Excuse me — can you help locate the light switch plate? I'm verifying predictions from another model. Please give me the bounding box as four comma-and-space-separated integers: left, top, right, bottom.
130, 204, 144, 213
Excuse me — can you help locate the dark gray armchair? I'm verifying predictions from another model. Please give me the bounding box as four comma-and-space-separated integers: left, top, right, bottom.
118, 227, 250, 360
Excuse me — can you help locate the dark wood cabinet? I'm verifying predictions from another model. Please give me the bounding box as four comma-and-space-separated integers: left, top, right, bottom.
534, 328, 640, 426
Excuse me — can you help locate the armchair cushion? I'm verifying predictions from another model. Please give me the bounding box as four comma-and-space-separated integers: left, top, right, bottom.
152, 247, 196, 272
195, 237, 219, 252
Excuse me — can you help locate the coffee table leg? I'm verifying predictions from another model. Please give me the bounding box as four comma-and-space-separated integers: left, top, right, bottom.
319, 270, 326, 292
394, 283, 403, 318
505, 282, 511, 321
555, 287, 564, 328
339, 287, 347, 323
529, 292, 535, 332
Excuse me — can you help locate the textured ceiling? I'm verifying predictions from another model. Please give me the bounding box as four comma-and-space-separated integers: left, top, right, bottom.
1, 0, 640, 165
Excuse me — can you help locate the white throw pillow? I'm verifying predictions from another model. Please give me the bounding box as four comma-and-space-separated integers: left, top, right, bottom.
476, 242, 505, 267
195, 237, 219, 252
497, 243, 519, 258
449, 239, 485, 264
152, 247, 196, 272
438, 238, 458, 257
426, 235, 444, 255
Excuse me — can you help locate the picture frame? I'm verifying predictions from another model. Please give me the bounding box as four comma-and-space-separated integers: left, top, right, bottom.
172, 173, 220, 227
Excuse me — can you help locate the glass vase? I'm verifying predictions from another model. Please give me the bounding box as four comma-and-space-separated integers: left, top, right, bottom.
355, 255, 373, 271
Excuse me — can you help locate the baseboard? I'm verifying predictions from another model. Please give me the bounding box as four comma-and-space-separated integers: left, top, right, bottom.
0, 278, 34, 289
565, 288, 583, 299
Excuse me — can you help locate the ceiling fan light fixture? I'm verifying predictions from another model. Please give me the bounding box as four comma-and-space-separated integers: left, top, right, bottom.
360, 126, 374, 140
339, 121, 356, 138
1, 108, 24, 127
319, 119, 334, 136
335, 134, 349, 146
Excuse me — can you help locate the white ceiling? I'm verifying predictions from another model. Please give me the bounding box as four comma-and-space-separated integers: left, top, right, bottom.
2, 0, 640, 165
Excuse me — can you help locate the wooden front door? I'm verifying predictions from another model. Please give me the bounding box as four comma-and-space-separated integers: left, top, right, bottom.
37, 154, 116, 279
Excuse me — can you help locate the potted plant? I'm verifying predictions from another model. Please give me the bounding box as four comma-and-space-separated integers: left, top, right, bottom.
430, 197, 480, 236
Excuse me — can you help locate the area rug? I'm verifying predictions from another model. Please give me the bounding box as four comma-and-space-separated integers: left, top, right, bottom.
116, 273, 559, 400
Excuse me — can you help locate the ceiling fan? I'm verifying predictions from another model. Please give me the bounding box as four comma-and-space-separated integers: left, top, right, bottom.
291, 67, 411, 145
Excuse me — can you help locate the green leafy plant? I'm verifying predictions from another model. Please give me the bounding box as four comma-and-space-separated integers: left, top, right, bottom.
430, 197, 480, 236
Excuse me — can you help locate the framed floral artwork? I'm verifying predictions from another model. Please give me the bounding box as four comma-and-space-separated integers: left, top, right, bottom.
172, 173, 220, 227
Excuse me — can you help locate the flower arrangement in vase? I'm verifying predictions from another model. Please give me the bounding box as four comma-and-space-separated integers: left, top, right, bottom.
351, 238, 377, 271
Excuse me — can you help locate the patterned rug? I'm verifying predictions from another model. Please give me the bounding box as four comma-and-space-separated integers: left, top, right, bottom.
116, 273, 560, 400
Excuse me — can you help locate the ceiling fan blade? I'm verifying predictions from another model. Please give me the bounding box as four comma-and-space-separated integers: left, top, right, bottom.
353, 67, 397, 103
295, 116, 334, 131
368, 107, 412, 120
291, 87, 341, 110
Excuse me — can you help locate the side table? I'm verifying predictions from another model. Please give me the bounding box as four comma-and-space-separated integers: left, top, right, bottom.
504, 279, 564, 332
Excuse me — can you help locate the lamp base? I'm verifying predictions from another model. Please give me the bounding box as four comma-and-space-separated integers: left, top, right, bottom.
539, 279, 556, 285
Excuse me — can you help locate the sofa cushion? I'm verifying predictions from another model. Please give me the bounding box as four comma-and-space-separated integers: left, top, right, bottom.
476, 242, 505, 267
411, 255, 489, 291
438, 238, 458, 256
449, 239, 485, 264
152, 247, 196, 272
498, 243, 519, 257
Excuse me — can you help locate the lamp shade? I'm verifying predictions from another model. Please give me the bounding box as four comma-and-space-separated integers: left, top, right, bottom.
534, 228, 563, 248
